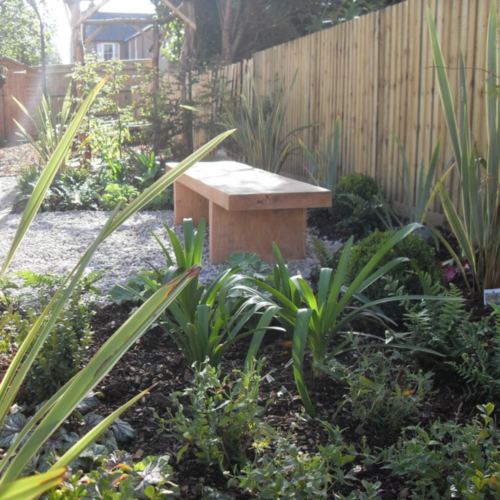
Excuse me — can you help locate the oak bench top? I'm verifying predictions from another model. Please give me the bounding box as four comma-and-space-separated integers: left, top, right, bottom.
167, 160, 332, 211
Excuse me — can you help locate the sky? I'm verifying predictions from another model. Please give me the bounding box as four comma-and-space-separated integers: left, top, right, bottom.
45, 0, 156, 63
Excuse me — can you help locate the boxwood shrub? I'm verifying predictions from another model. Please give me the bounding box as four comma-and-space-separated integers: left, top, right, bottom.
331, 173, 384, 235
336, 172, 381, 199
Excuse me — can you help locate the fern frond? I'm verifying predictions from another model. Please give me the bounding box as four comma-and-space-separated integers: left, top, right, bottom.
13, 270, 62, 288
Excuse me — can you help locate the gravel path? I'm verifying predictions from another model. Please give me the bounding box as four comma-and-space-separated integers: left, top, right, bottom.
0, 144, 36, 176
0, 178, 18, 208
0, 144, 341, 302
0, 209, 340, 302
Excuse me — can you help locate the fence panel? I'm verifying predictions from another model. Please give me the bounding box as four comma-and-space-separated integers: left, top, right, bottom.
2, 0, 497, 219
245, 0, 497, 219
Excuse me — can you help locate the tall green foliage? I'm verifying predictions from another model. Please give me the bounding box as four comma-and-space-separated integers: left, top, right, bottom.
14, 88, 75, 169
428, 1, 500, 292
220, 75, 311, 174
244, 225, 447, 416
0, 76, 235, 496
300, 117, 341, 191
133, 65, 183, 155
392, 134, 448, 224
69, 55, 134, 158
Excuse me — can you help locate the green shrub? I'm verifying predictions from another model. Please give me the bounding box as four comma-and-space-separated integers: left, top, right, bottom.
346, 229, 442, 322
374, 404, 500, 500
343, 350, 434, 431
238, 436, 357, 500
237, 424, 382, 499
336, 172, 381, 199
331, 173, 386, 236
156, 360, 272, 472
17, 165, 101, 213
133, 64, 182, 156
1, 271, 102, 402
70, 55, 134, 158
100, 183, 140, 210
47, 167, 101, 211
405, 282, 500, 402
97, 154, 129, 185
16, 164, 41, 200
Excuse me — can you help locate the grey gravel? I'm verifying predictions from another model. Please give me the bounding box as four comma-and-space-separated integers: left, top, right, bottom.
0, 209, 341, 303
0, 178, 18, 210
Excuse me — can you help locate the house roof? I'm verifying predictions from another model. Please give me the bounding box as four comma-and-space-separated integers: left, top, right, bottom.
84, 12, 154, 43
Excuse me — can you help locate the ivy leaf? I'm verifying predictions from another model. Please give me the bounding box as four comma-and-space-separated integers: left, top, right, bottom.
0, 413, 28, 448
42, 432, 63, 454
111, 417, 137, 442
101, 431, 119, 454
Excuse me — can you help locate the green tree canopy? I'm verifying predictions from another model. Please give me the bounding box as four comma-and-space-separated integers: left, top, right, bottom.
0, 0, 60, 66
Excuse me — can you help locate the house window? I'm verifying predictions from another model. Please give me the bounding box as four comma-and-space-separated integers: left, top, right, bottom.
97, 43, 120, 61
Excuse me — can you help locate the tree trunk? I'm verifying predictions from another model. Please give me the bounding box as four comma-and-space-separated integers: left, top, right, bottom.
180, 0, 196, 156
220, 0, 234, 63
26, 0, 47, 97
66, 0, 84, 64
218, 0, 247, 64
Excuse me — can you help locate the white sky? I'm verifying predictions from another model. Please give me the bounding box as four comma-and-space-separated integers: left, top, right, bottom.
45, 0, 156, 63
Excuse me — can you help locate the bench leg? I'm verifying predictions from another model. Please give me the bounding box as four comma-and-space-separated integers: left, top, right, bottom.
173, 182, 209, 226
209, 202, 307, 264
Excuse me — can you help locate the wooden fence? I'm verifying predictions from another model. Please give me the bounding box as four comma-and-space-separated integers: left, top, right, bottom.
0, 59, 152, 142
43, 60, 152, 118
191, 0, 496, 222
1, 0, 496, 219
0, 58, 41, 141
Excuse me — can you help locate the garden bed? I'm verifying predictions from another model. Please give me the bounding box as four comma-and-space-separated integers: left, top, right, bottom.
2, 141, 499, 500
83, 299, 481, 500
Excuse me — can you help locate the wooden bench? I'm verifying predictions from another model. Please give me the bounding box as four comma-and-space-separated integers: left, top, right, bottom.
167, 161, 332, 264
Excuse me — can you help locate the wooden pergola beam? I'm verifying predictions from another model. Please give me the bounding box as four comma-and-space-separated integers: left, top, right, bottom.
84, 24, 105, 45
160, 0, 196, 30
131, 25, 153, 43
84, 17, 170, 25
74, 0, 111, 28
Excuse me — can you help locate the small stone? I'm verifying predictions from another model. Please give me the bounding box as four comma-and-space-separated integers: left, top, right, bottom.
150, 392, 171, 408
398, 488, 410, 498
133, 448, 145, 460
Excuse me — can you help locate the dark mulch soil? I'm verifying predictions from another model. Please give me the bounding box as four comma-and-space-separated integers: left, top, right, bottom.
75, 210, 490, 498
83, 296, 479, 499
308, 208, 361, 243
5, 208, 491, 498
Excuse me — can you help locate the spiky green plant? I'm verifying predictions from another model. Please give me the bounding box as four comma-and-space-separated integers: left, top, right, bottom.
220, 74, 312, 174
428, 1, 500, 293
0, 77, 234, 497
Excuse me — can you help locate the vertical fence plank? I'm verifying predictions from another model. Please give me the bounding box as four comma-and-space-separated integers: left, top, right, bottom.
406, 0, 425, 213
